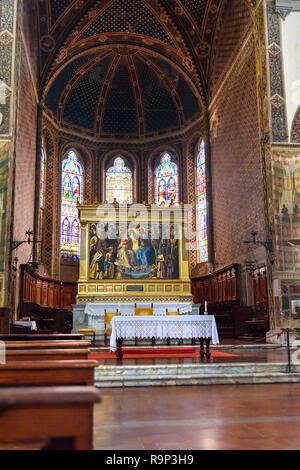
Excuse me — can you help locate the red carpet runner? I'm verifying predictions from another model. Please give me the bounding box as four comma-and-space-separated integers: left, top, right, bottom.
89, 348, 240, 360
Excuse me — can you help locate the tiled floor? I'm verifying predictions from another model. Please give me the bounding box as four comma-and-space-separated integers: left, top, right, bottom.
94, 383, 300, 450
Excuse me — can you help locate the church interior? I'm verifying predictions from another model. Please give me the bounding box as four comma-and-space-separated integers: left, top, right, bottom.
0, 0, 300, 451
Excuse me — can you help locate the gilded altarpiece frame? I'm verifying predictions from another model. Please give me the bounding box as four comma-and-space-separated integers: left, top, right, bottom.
77, 204, 192, 304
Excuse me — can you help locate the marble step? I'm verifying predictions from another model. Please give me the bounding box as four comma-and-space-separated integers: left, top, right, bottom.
94, 362, 300, 388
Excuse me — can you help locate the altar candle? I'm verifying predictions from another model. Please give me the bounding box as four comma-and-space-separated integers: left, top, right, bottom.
205, 301, 208, 313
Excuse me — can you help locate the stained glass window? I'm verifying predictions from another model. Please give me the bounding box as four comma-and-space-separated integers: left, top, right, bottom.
61, 150, 83, 261
105, 156, 133, 204
40, 149, 45, 209
154, 153, 178, 205
197, 140, 208, 263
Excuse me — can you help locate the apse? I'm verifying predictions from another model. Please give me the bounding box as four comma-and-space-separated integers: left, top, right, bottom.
44, 50, 202, 138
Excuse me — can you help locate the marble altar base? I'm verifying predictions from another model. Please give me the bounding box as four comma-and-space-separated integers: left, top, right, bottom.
72, 302, 200, 342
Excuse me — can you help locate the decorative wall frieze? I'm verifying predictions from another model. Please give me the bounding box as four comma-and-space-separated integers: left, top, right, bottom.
266, 3, 289, 142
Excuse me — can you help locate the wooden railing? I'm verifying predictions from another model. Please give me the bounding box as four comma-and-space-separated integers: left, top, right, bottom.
191, 264, 240, 305
19, 265, 77, 311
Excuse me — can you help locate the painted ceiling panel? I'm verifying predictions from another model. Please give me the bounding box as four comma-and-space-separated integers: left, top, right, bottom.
63, 55, 112, 129
79, 0, 174, 47
149, 56, 200, 121
50, 0, 73, 25
103, 59, 138, 133
45, 54, 97, 115
134, 56, 179, 132
44, 46, 201, 136
179, 0, 207, 29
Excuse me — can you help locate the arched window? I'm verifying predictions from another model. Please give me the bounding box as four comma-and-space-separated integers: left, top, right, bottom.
154, 152, 178, 205
61, 150, 83, 261
105, 156, 133, 204
196, 140, 208, 263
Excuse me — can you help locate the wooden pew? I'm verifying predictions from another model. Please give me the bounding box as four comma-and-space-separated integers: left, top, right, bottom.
0, 386, 101, 450
6, 348, 89, 362
5, 340, 91, 350
0, 360, 98, 387
0, 334, 84, 341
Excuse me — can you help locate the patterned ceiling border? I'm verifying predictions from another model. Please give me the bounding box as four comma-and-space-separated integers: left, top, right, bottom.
159, 0, 224, 99
37, 0, 97, 81
42, 106, 205, 151
265, 2, 288, 142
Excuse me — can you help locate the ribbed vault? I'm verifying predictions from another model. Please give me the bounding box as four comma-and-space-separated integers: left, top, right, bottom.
38, 0, 253, 138
44, 49, 201, 137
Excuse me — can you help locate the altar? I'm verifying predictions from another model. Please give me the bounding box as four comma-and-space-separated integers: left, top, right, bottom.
72, 203, 197, 340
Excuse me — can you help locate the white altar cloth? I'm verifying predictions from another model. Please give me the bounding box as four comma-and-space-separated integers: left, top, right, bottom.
84, 302, 193, 317
110, 315, 219, 351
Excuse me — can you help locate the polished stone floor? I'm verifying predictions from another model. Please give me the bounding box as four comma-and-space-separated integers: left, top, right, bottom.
94, 383, 300, 450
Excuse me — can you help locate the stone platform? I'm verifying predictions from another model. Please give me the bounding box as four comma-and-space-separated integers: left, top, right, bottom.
94, 361, 300, 388
93, 344, 300, 388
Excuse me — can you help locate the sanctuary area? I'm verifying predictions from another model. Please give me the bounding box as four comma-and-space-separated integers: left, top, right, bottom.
0, 0, 300, 451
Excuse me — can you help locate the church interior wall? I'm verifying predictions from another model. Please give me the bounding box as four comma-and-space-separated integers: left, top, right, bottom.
10, 2, 39, 316
209, 2, 266, 277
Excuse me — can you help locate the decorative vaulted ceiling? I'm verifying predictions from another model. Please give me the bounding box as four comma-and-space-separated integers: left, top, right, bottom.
45, 49, 201, 136
37, 0, 239, 138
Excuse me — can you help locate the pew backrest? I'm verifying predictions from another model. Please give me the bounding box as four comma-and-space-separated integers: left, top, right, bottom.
0, 360, 98, 386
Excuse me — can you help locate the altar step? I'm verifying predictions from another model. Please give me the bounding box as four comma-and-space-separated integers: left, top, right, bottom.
94, 362, 300, 388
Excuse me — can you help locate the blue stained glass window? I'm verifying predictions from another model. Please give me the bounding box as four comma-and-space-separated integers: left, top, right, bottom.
154, 153, 179, 205
197, 140, 208, 262
61, 150, 83, 259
